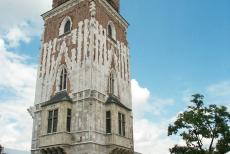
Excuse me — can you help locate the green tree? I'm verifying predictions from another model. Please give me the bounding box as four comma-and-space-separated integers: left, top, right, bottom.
168, 94, 230, 154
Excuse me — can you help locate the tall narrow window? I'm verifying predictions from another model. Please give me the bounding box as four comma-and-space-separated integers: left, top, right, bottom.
106, 111, 111, 134
59, 17, 72, 36
118, 112, 125, 136
118, 113, 122, 135
109, 73, 115, 94
122, 114, 126, 136
47, 111, 53, 133
67, 109, 72, 132
47, 109, 58, 134
53, 109, 58, 132
107, 21, 116, 40
108, 24, 112, 38
60, 68, 67, 91
64, 20, 71, 34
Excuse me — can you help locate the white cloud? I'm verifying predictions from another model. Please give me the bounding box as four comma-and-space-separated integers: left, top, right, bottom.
134, 119, 175, 154
0, 38, 36, 96
132, 79, 150, 106
0, 0, 51, 29
132, 79, 175, 117
207, 81, 230, 97
0, 0, 52, 47
6, 25, 31, 48
131, 79, 177, 154
206, 81, 230, 110
0, 37, 37, 150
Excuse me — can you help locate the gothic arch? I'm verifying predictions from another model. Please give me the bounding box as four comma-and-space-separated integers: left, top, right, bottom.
56, 65, 69, 92
108, 69, 117, 95
59, 16, 72, 36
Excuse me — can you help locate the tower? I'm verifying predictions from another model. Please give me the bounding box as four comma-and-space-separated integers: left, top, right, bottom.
29, 0, 133, 153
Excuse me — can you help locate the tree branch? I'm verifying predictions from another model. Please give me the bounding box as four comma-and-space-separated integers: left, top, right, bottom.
209, 117, 217, 152
194, 130, 203, 151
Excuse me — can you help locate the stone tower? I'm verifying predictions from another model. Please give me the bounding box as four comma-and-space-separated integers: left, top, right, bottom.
29, 0, 133, 153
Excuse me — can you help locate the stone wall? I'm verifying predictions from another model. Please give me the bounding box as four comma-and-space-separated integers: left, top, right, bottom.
31, 0, 133, 153
35, 0, 131, 108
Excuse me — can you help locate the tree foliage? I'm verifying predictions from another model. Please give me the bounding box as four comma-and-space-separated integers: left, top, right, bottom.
0, 144, 3, 154
168, 94, 230, 154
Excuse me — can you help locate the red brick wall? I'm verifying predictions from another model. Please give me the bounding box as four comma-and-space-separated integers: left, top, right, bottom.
53, 0, 70, 8
96, 0, 127, 45
44, 0, 126, 45
43, 0, 128, 97
44, 1, 90, 43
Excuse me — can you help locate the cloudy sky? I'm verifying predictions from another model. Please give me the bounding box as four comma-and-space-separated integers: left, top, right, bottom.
0, 0, 230, 154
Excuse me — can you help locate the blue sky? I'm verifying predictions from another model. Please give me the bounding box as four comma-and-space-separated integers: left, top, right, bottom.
123, 0, 230, 92
0, 0, 230, 154
122, 0, 230, 118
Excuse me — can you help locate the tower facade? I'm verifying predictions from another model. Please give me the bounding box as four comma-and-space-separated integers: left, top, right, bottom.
30, 0, 133, 153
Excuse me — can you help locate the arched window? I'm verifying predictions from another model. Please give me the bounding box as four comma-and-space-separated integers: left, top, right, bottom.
108, 24, 112, 38
64, 20, 71, 34
107, 21, 116, 40
59, 67, 67, 91
109, 73, 115, 94
59, 16, 72, 36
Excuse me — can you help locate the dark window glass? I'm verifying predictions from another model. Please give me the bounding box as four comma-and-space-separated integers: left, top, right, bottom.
48, 110, 53, 118
109, 73, 115, 94
108, 24, 112, 38
118, 112, 125, 136
54, 109, 58, 117
118, 113, 122, 135
67, 109, 72, 132
60, 70, 63, 90
106, 111, 111, 133
47, 111, 53, 133
47, 109, 58, 134
64, 69, 67, 90
64, 20, 71, 34
60, 68, 67, 91
53, 109, 58, 132
122, 114, 125, 136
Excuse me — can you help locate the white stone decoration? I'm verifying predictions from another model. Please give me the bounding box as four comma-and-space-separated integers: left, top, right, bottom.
31, 1, 133, 153
89, 0, 96, 17
35, 17, 131, 108
27, 106, 35, 119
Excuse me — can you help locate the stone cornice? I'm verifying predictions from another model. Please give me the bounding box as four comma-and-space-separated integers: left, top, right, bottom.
41, 0, 84, 21
98, 0, 129, 29
41, 0, 129, 29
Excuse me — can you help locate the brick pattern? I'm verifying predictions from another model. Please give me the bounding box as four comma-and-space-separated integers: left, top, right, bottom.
31, 0, 133, 153
45, 0, 126, 45
53, 0, 70, 8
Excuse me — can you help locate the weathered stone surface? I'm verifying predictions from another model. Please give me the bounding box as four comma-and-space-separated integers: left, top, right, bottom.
31, 0, 133, 153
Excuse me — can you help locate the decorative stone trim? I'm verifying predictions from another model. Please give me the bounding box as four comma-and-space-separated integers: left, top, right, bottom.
42, 0, 84, 20
89, 0, 96, 17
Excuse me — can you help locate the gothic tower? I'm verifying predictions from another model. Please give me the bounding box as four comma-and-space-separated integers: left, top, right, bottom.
29, 0, 133, 153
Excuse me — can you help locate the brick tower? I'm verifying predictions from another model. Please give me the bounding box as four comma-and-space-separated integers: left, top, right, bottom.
29, 0, 133, 153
